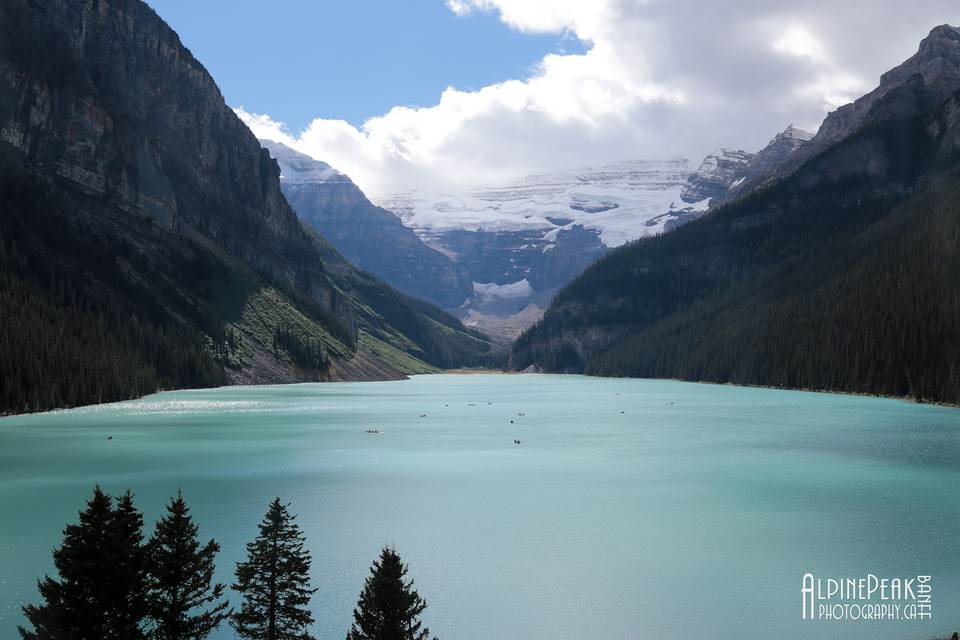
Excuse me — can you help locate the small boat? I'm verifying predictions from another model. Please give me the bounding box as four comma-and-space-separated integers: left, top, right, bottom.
107, 435, 113, 441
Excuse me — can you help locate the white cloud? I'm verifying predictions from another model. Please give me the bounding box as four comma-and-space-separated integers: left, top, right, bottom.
773, 23, 830, 64
237, 0, 959, 197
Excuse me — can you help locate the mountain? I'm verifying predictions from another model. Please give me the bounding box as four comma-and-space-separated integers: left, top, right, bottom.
511, 24, 960, 404
0, 0, 491, 414
375, 160, 709, 338
745, 125, 815, 176
372, 132, 812, 341
680, 148, 754, 203
704, 125, 814, 207
261, 141, 472, 309
723, 25, 960, 200
797, 24, 960, 165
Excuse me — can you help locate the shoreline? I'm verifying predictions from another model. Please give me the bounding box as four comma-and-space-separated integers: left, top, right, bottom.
4, 368, 958, 419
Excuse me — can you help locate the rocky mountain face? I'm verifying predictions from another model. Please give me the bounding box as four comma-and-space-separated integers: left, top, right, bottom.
0, 0, 490, 413
511, 24, 960, 404
262, 141, 472, 309
748, 125, 815, 174
807, 25, 960, 156
734, 24, 960, 196
679, 149, 754, 203
694, 125, 814, 208
375, 160, 707, 338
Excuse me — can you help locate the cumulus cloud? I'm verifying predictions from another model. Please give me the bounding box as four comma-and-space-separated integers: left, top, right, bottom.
237, 0, 959, 196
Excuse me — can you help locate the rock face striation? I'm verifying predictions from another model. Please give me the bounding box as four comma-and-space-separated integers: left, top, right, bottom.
374, 160, 705, 337
727, 24, 960, 198
0, 0, 490, 413
680, 149, 755, 204
804, 25, 960, 159
710, 125, 814, 206
261, 141, 472, 309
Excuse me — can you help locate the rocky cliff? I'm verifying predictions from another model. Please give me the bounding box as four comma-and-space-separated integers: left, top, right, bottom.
709, 125, 813, 206
731, 24, 960, 196
679, 149, 754, 203
262, 141, 473, 309
0, 0, 491, 413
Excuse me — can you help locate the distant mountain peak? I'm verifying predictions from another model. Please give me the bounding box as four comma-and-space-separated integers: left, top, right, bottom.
688, 124, 814, 208
918, 23, 960, 52
878, 22, 960, 94
779, 124, 814, 142
717, 24, 960, 199
259, 140, 474, 309
680, 148, 754, 204
259, 140, 349, 185
804, 23, 960, 157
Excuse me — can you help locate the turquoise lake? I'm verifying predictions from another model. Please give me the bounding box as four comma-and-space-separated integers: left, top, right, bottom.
0, 374, 958, 639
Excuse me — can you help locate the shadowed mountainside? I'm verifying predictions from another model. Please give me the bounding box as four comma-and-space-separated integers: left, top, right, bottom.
0, 0, 492, 414
512, 25, 960, 404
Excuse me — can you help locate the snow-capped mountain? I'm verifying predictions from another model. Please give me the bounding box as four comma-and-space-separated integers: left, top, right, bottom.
262, 141, 473, 309
376, 159, 706, 249
680, 149, 754, 204
372, 160, 713, 338
262, 127, 811, 340
710, 125, 814, 206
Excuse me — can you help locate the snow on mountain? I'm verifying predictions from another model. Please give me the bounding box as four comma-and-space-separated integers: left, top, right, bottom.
260, 140, 474, 309
374, 160, 706, 249
680, 149, 755, 204
262, 140, 348, 185
473, 279, 534, 302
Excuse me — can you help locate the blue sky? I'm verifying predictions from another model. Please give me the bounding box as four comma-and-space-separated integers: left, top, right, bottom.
147, 0, 580, 131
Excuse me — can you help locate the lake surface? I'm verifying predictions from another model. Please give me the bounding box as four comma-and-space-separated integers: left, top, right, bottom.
0, 374, 958, 639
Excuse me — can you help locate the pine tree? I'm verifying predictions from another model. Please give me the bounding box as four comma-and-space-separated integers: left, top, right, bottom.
110, 491, 150, 639
146, 492, 230, 640
346, 547, 436, 640
19, 487, 149, 640
231, 499, 317, 640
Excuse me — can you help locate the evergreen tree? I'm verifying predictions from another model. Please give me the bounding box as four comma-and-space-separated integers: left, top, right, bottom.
146, 492, 230, 640
19, 487, 149, 640
231, 499, 317, 640
346, 547, 436, 640
110, 491, 150, 639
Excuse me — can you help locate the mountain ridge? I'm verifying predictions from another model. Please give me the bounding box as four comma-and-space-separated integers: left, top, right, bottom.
261, 140, 473, 309
0, 0, 491, 414
511, 24, 960, 404
722, 24, 960, 201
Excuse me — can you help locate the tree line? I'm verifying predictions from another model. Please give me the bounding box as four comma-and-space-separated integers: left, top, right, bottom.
19, 488, 437, 640
0, 153, 226, 415
512, 116, 960, 404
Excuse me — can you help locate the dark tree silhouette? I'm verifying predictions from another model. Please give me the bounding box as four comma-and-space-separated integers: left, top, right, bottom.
19, 487, 149, 640
231, 499, 317, 640
512, 122, 960, 404
110, 492, 150, 639
146, 492, 230, 639
346, 547, 436, 640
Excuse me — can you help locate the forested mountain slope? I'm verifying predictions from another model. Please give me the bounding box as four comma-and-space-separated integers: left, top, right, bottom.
512, 26, 960, 404
0, 0, 490, 414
